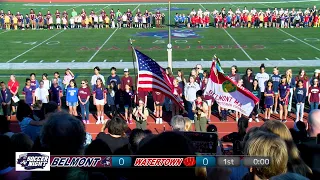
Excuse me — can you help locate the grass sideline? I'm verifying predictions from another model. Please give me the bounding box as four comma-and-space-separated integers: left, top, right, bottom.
0, 1, 320, 64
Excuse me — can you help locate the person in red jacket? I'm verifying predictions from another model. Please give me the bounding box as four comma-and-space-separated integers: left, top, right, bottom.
152, 91, 165, 124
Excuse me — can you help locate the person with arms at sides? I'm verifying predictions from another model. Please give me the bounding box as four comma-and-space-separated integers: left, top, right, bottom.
192, 90, 208, 132
66, 79, 78, 116
172, 79, 183, 117
184, 75, 200, 123
308, 78, 320, 112
93, 78, 107, 124
295, 69, 309, 98
63, 68, 74, 92
29, 73, 39, 91
309, 69, 320, 87
242, 68, 254, 92
271, 67, 281, 114
34, 80, 49, 107
52, 72, 63, 90
78, 80, 91, 124
235, 79, 244, 122
22, 79, 34, 108
152, 90, 165, 124
42, 73, 51, 91
133, 99, 149, 130
123, 84, 134, 124
264, 80, 274, 121
285, 69, 296, 114
107, 67, 121, 110
229, 65, 240, 83
50, 78, 63, 110
278, 75, 290, 123
177, 70, 187, 95
249, 79, 261, 122
164, 67, 174, 112
0, 82, 12, 120
16, 101, 46, 142
255, 64, 270, 113
7, 75, 19, 115
120, 68, 133, 92
294, 80, 306, 122
91, 66, 105, 90
107, 82, 116, 118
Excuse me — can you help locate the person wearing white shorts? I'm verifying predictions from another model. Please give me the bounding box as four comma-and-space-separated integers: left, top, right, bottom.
93, 78, 107, 124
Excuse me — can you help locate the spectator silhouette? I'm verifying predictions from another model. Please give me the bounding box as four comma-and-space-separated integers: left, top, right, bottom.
0, 115, 14, 137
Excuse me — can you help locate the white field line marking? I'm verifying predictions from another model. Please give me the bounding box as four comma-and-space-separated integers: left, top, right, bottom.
315, 57, 320, 60
23, 60, 28, 63
233, 58, 237, 61
103, 59, 107, 62
39, 60, 43, 63
298, 57, 302, 60
229, 3, 237, 8
120, 59, 123, 62
281, 58, 286, 60
7, 30, 66, 63
87, 4, 139, 62
201, 59, 204, 61
24, 0, 320, 6
72, 60, 75, 62
200, 3, 253, 61
185, 59, 188, 61
223, 29, 253, 60
56, 60, 59, 63
0, 31, 9, 35
278, 29, 320, 52
265, 58, 269, 60
87, 28, 118, 62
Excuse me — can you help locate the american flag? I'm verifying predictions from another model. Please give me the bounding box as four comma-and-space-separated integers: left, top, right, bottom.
134, 49, 184, 109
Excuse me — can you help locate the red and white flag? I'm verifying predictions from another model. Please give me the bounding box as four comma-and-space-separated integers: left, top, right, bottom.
204, 61, 259, 116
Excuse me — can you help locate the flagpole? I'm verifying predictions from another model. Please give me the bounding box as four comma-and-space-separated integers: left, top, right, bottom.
129, 38, 138, 93
167, 0, 172, 69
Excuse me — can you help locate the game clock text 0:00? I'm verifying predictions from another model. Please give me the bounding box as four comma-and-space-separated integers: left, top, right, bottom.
243, 157, 271, 167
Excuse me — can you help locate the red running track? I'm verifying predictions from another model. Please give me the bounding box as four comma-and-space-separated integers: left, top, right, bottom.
9, 112, 305, 139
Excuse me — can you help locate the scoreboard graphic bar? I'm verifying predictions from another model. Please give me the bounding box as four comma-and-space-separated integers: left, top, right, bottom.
49, 156, 270, 168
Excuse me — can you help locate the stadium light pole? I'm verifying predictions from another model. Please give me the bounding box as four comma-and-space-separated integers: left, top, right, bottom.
167, 1, 173, 69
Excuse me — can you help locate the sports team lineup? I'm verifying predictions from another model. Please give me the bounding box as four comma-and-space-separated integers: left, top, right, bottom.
0, 0, 320, 65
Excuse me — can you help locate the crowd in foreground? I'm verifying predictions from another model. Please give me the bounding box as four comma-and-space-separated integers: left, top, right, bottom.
0, 105, 320, 180
0, 64, 319, 132
0, 5, 319, 30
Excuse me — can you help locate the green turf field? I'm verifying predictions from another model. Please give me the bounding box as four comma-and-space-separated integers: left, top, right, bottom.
0, 0, 320, 70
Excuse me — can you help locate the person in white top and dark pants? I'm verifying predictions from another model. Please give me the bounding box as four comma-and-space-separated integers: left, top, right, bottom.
184, 75, 200, 123
91, 66, 105, 89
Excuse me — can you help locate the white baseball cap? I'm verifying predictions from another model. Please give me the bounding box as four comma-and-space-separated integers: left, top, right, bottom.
124, 68, 129, 72
314, 69, 320, 73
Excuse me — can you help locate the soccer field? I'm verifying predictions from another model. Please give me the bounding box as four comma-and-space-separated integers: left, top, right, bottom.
1, 0, 320, 70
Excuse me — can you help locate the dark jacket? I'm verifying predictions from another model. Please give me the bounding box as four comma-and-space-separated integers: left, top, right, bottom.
0, 88, 12, 104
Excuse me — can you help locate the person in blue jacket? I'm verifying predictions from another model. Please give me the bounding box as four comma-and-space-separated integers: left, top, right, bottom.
66, 79, 78, 116
0, 81, 12, 119
294, 80, 306, 122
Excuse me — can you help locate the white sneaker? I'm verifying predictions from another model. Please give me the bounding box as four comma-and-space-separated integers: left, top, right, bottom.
249, 118, 252, 122
100, 120, 105, 124
96, 120, 101, 124
270, 110, 273, 114
295, 119, 299, 122
159, 118, 163, 124
255, 118, 259, 122
155, 118, 159, 124
300, 119, 303, 122
236, 117, 239, 122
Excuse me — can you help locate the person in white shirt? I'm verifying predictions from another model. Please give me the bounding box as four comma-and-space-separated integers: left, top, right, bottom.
255, 64, 270, 111
35, 81, 49, 104
266, 8, 271, 15
94, 15, 98, 28
304, 8, 310, 15
122, 14, 127, 27
190, 8, 196, 16
70, 17, 75, 28
197, 8, 203, 18
142, 15, 146, 28
250, 8, 256, 15
56, 16, 61, 29
212, 9, 219, 15
228, 8, 234, 15
242, 6, 249, 14
42, 73, 51, 90
235, 8, 241, 14
273, 8, 278, 15
279, 8, 284, 15
91, 66, 105, 89
184, 76, 200, 123
203, 9, 210, 16
99, 15, 103, 28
